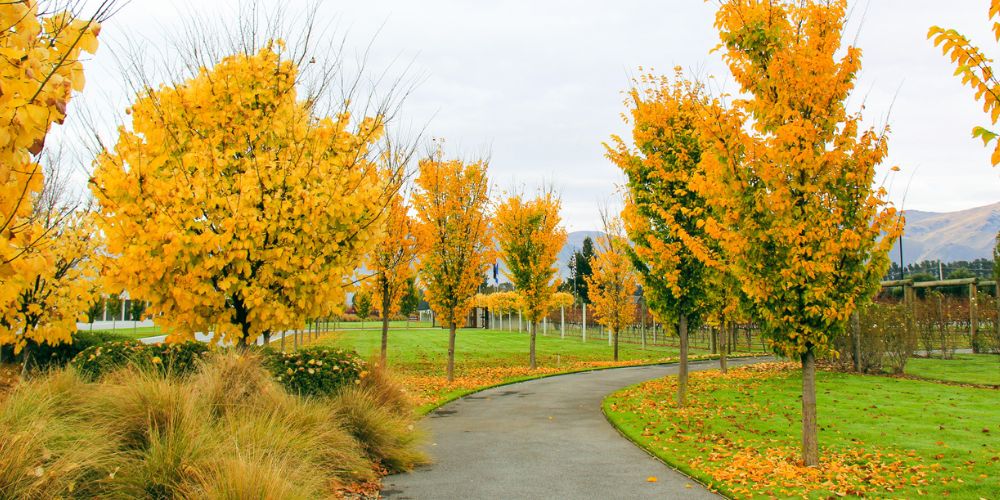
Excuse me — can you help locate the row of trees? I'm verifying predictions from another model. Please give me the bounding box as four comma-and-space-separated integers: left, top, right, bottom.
604, 0, 902, 468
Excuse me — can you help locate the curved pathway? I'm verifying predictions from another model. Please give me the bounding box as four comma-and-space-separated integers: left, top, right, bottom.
382, 357, 766, 499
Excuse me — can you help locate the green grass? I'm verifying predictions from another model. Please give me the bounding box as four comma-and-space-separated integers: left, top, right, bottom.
308, 326, 734, 413
81, 326, 164, 340
333, 320, 432, 330
604, 365, 1000, 499
905, 354, 1000, 385
313, 326, 682, 374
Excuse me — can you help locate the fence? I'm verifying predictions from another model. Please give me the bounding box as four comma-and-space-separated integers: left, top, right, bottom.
877, 277, 1000, 356
478, 301, 767, 354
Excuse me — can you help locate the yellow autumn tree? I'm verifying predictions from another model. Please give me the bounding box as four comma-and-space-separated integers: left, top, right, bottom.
1, 210, 100, 374
548, 291, 574, 309
369, 191, 420, 363
0, 1, 105, 347
585, 217, 638, 361
703, 0, 902, 466
929, 2, 1000, 284
91, 43, 393, 346
486, 290, 521, 330
607, 71, 720, 405
412, 146, 493, 381
494, 190, 567, 369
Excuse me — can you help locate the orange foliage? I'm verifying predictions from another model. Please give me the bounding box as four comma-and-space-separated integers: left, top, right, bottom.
411, 146, 493, 329
929, 0, 1000, 166
369, 192, 419, 318
585, 221, 638, 336
494, 191, 567, 324
610, 363, 929, 498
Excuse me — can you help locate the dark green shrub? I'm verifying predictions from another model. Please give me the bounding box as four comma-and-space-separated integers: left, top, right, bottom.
263, 348, 367, 397
71, 341, 210, 379
1, 330, 134, 371
71, 341, 148, 379
144, 342, 211, 376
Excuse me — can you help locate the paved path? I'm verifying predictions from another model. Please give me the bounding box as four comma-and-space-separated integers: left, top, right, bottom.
382, 357, 767, 500
138, 329, 303, 346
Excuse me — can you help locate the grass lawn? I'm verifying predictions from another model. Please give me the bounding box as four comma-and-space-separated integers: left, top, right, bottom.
318, 326, 682, 370
333, 320, 432, 330
905, 354, 1000, 386
310, 326, 747, 412
83, 326, 164, 339
604, 363, 1000, 499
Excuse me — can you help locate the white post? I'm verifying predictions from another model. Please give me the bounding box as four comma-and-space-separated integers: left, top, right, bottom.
560, 306, 565, 339
518, 311, 522, 333
582, 302, 587, 342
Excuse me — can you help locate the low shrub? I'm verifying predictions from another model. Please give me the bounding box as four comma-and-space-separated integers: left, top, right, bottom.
0, 330, 134, 372
834, 303, 916, 374
70, 340, 210, 380
144, 342, 211, 376
262, 347, 367, 397
70, 340, 148, 379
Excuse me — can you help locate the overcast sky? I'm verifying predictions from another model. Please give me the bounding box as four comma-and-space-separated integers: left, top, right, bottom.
59, 0, 1000, 232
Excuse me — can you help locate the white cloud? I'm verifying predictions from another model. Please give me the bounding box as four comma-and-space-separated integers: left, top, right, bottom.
56, 0, 1000, 230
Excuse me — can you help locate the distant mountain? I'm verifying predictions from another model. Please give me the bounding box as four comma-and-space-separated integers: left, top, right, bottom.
494, 203, 999, 285
899, 202, 1000, 265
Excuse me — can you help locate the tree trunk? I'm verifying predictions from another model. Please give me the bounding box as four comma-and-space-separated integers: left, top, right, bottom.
719, 320, 728, 374
262, 330, 271, 346
381, 292, 391, 365
280, 330, 286, 351
677, 314, 689, 407
801, 346, 819, 467
529, 320, 537, 369
582, 302, 587, 342
613, 328, 619, 361
711, 325, 717, 354
381, 313, 390, 365
20, 345, 32, 379
970, 282, 979, 353
447, 321, 457, 382
851, 311, 861, 372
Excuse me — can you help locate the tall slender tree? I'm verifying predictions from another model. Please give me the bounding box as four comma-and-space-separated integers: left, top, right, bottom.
702, 0, 902, 466
495, 190, 567, 369
412, 145, 493, 382
369, 191, 420, 363
585, 216, 638, 362
567, 237, 596, 303
607, 71, 718, 406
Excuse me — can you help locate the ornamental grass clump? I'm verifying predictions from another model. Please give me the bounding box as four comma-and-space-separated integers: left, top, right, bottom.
0, 350, 424, 497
